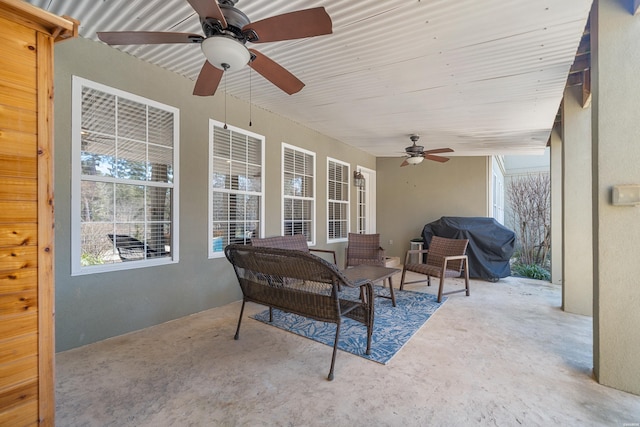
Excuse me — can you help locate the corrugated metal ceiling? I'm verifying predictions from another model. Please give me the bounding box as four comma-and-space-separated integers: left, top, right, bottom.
26, 0, 592, 157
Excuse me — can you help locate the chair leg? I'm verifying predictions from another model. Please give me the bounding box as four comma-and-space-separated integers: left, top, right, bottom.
464, 259, 470, 296
437, 276, 445, 303
387, 277, 396, 307
328, 323, 340, 381
399, 266, 407, 290
234, 300, 246, 340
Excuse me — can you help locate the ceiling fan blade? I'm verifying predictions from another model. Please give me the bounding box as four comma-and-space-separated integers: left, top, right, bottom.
186, 0, 227, 27
193, 61, 224, 96
400, 159, 409, 167
248, 49, 304, 95
423, 148, 454, 155
424, 154, 450, 163
97, 31, 203, 45
243, 7, 332, 43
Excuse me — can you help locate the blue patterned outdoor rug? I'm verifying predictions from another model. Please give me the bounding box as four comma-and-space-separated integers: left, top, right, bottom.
251, 289, 447, 364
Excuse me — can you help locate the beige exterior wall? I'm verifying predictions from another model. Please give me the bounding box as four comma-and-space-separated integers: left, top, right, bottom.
376, 156, 490, 260
52, 37, 376, 351
562, 86, 593, 316
591, 0, 640, 395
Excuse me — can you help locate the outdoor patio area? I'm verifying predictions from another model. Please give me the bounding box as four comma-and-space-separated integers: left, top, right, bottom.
55, 272, 640, 426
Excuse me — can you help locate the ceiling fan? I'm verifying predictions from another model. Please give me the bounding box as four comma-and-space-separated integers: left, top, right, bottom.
401, 135, 453, 166
96, 0, 332, 97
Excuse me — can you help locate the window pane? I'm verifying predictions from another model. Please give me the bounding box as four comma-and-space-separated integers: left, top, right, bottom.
328, 180, 336, 200
213, 158, 231, 190
246, 164, 262, 192
149, 146, 173, 183
117, 98, 146, 142
80, 181, 114, 222
114, 184, 145, 222
247, 136, 261, 164
303, 175, 313, 198
147, 187, 171, 222
81, 222, 118, 266
81, 134, 116, 177
82, 87, 115, 135
148, 107, 173, 147
212, 192, 229, 222
230, 163, 245, 191
117, 138, 148, 180
283, 172, 295, 196
231, 132, 247, 162
213, 127, 231, 158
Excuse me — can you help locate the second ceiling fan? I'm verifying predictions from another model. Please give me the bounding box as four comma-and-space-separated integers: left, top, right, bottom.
401, 135, 453, 166
97, 0, 332, 97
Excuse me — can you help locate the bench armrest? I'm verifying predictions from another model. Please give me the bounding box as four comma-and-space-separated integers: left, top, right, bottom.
310, 248, 337, 264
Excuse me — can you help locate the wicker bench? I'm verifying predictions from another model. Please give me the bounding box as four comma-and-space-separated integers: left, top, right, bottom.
224, 244, 375, 381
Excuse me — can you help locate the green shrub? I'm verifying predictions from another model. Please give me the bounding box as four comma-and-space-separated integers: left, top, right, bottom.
81, 253, 105, 266
511, 263, 550, 281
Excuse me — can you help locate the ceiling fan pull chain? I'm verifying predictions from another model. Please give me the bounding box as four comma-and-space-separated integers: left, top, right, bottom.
249, 67, 252, 127
223, 64, 229, 129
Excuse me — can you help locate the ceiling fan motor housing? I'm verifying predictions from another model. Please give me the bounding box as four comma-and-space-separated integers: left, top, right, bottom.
202, 4, 250, 40
405, 134, 424, 155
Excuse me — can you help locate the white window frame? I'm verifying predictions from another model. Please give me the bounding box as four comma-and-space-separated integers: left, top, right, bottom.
208, 119, 265, 259
71, 76, 179, 275
355, 166, 376, 234
327, 157, 350, 243
281, 143, 316, 245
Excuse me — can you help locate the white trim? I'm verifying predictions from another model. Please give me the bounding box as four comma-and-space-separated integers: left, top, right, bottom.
356, 165, 377, 233
71, 76, 179, 275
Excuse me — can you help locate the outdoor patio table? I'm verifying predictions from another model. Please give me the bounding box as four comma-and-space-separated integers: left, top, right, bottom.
342, 265, 400, 307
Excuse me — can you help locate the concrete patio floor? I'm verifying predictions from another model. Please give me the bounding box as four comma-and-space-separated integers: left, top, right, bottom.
55, 272, 640, 426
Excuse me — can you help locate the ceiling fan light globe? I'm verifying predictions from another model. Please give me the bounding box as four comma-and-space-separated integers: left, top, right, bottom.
201, 36, 250, 71
405, 156, 424, 165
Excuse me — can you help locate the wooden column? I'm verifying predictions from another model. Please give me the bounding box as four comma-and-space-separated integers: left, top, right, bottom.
0, 1, 77, 424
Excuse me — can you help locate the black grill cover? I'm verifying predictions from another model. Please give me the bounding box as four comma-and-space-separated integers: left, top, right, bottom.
422, 216, 516, 281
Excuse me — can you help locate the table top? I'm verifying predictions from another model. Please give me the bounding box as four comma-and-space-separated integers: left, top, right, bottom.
341, 264, 400, 284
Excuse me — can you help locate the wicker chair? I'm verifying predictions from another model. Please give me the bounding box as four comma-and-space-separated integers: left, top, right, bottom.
399, 235, 470, 303
251, 234, 337, 264
224, 244, 374, 381
344, 233, 385, 269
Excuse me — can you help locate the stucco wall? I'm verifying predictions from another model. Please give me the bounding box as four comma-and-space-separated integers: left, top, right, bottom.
592, 0, 640, 395
53, 37, 375, 351
562, 85, 593, 316
375, 156, 490, 260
